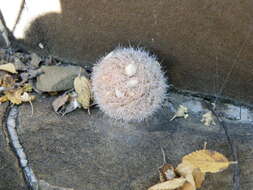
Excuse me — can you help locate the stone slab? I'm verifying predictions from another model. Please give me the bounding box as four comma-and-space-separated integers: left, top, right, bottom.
16, 93, 253, 190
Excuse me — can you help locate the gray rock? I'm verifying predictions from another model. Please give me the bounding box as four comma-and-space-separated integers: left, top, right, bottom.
36, 65, 88, 92
16, 93, 253, 190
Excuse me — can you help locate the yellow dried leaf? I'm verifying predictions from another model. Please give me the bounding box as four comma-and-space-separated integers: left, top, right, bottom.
23, 83, 33, 92
0, 63, 17, 73
0, 95, 8, 103
175, 162, 196, 189
148, 177, 186, 190
74, 76, 91, 109
182, 150, 237, 173
5, 88, 23, 104
177, 182, 195, 190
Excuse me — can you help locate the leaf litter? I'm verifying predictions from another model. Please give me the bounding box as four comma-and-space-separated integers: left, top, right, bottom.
148, 146, 237, 190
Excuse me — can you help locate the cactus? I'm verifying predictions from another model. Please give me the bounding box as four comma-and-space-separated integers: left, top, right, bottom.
91, 47, 167, 121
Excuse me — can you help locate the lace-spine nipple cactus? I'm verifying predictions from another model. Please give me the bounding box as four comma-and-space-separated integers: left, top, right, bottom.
91, 47, 167, 121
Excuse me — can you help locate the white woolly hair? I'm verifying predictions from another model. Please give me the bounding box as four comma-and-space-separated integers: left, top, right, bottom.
91, 47, 168, 121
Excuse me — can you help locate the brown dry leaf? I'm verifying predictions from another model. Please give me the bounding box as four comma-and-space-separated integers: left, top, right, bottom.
148, 177, 186, 190
182, 150, 237, 173
74, 75, 91, 109
52, 94, 70, 113
0, 63, 17, 74
159, 164, 176, 182
192, 168, 205, 188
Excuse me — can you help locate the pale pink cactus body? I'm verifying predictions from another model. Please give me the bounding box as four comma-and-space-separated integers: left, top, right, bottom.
92, 47, 167, 121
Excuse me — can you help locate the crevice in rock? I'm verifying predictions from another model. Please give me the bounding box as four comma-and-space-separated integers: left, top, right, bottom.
204, 101, 240, 190
171, 86, 253, 110
5, 105, 38, 190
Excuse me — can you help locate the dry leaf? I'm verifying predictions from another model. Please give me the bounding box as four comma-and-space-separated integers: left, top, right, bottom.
5, 88, 23, 104
182, 150, 237, 173
52, 94, 69, 113
177, 182, 195, 190
74, 75, 91, 109
0, 74, 15, 88
0, 63, 17, 74
20, 92, 35, 102
0, 95, 8, 103
159, 164, 176, 182
192, 168, 205, 188
175, 162, 196, 189
60, 93, 81, 116
201, 111, 216, 126
2, 83, 34, 105
148, 177, 186, 190
170, 105, 188, 121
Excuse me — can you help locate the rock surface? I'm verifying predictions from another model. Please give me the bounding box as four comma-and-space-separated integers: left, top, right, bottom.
16, 92, 253, 190
0, 103, 27, 190
36, 65, 88, 92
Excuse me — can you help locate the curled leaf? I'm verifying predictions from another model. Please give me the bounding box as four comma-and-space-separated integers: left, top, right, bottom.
170, 105, 188, 121
182, 150, 237, 173
52, 94, 70, 113
175, 162, 196, 189
201, 111, 216, 126
0, 63, 17, 73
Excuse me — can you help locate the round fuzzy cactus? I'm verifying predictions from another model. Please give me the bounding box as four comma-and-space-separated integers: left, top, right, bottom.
91, 47, 167, 121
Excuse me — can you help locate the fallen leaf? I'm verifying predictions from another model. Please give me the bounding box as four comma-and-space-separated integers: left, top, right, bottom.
177, 182, 195, 190
175, 162, 196, 190
22, 83, 33, 92
201, 111, 216, 126
170, 105, 188, 121
2, 83, 34, 105
148, 177, 186, 190
74, 75, 91, 109
192, 168, 205, 188
0, 95, 8, 103
20, 92, 35, 102
182, 150, 237, 173
159, 164, 176, 182
0, 74, 15, 88
0, 63, 17, 73
52, 94, 70, 113
60, 92, 81, 116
